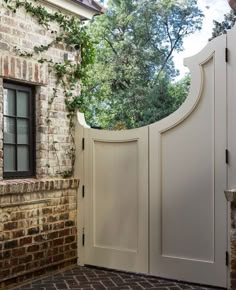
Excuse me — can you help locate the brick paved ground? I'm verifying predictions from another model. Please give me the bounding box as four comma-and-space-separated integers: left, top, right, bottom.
12, 266, 224, 290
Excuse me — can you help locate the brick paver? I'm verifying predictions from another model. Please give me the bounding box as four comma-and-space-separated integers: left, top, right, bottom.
12, 266, 224, 290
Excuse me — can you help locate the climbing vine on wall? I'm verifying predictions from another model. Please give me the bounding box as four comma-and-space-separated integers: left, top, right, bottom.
3, 0, 96, 177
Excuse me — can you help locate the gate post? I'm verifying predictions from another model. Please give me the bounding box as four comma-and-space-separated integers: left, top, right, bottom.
225, 192, 236, 289
74, 112, 90, 266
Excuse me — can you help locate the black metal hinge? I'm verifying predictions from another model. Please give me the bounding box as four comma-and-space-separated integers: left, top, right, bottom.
82, 185, 85, 198
226, 149, 229, 164
82, 228, 85, 246
226, 251, 229, 266
82, 138, 85, 150
225, 48, 229, 63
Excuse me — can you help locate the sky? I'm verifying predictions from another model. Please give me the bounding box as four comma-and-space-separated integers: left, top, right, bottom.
174, 0, 231, 78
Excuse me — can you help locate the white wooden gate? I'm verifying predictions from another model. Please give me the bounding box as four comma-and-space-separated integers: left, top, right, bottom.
75, 26, 234, 288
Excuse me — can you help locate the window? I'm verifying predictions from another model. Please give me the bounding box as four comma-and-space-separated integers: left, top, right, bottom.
3, 82, 35, 178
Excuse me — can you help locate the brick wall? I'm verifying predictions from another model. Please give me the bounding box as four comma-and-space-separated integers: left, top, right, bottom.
0, 1, 82, 288
0, 0, 80, 178
0, 178, 79, 289
231, 203, 236, 288
225, 192, 236, 288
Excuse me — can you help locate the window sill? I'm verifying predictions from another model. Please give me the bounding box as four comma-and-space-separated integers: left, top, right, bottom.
0, 177, 79, 195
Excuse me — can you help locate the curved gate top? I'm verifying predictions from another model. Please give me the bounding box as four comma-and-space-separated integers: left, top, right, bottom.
74, 25, 236, 288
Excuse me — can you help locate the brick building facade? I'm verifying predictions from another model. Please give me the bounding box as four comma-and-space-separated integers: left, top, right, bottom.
0, 0, 103, 288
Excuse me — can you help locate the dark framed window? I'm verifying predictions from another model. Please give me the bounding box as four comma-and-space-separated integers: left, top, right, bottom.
3, 82, 35, 178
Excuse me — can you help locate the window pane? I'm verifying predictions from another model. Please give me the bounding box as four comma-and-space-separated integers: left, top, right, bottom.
17, 119, 29, 144
17, 91, 29, 117
4, 145, 15, 171
4, 89, 15, 116
17, 146, 29, 171
4, 117, 15, 144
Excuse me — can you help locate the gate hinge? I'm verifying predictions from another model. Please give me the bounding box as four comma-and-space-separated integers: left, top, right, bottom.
226, 149, 229, 164
82, 185, 85, 198
226, 251, 229, 266
225, 48, 229, 63
82, 138, 85, 150
82, 228, 85, 246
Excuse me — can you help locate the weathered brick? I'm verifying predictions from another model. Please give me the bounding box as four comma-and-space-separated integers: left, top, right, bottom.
12, 230, 25, 239
12, 265, 25, 275
4, 222, 17, 231
70, 242, 77, 250
33, 251, 44, 260
12, 247, 26, 257
10, 56, 15, 76
27, 244, 39, 252
42, 208, 52, 215
59, 213, 69, 220
42, 224, 51, 232
53, 222, 64, 230
65, 220, 75, 227
19, 255, 32, 264
52, 238, 64, 247
11, 212, 25, 221
53, 254, 64, 263
64, 244, 70, 252
0, 250, 11, 260
0, 42, 9, 51
22, 59, 27, 79
20, 237, 32, 246
28, 227, 40, 235
3, 257, 18, 268
0, 269, 10, 279
4, 55, 9, 76
4, 240, 17, 249
59, 228, 70, 237
65, 236, 75, 244
64, 250, 76, 259
34, 235, 44, 243
47, 215, 58, 223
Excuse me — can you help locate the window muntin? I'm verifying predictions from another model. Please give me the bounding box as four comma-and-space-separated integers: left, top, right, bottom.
3, 83, 35, 178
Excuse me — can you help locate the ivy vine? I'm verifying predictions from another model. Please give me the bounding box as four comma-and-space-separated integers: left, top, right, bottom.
3, 0, 95, 177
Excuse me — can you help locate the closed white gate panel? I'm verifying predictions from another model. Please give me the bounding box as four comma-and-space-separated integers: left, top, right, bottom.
162, 59, 214, 262
149, 34, 227, 287
84, 128, 149, 273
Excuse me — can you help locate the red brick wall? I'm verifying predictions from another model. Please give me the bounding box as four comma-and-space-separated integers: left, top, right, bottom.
0, 178, 79, 290
0, 2, 82, 288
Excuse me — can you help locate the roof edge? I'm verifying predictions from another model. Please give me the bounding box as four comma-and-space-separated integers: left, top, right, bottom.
71, 0, 105, 14
40, 0, 104, 20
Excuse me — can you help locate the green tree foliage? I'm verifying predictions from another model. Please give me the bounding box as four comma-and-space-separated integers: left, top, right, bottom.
210, 10, 236, 41
82, 0, 203, 129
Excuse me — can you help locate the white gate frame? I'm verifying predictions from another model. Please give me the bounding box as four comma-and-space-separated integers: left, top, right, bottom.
74, 113, 90, 266
75, 30, 230, 288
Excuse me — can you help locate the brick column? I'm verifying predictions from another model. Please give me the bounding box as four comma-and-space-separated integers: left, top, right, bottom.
225, 190, 236, 288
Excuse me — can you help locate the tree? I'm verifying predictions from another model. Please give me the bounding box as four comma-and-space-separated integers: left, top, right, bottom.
210, 10, 236, 41
81, 0, 203, 129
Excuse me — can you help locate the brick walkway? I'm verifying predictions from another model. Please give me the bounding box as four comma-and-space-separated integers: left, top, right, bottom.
12, 266, 224, 290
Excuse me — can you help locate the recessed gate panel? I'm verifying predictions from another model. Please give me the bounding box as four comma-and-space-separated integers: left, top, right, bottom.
83, 128, 149, 273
